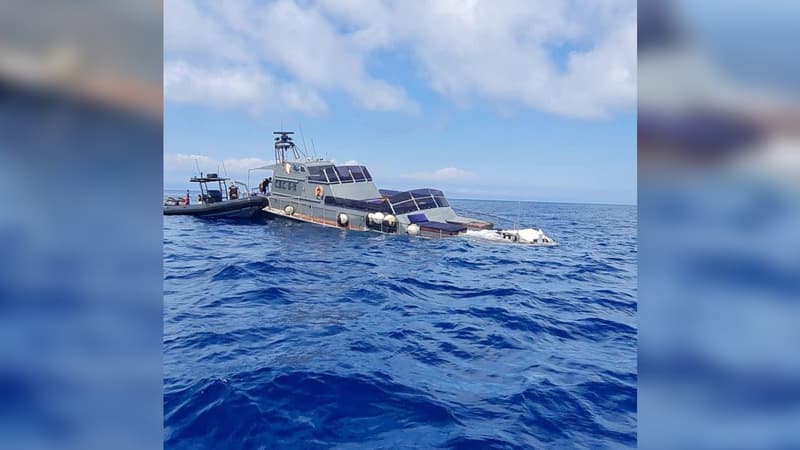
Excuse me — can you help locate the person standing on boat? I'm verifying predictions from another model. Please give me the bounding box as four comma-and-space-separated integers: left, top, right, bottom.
228, 183, 239, 200
259, 177, 271, 194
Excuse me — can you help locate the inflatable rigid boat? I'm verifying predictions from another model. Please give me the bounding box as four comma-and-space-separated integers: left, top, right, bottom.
164, 174, 269, 218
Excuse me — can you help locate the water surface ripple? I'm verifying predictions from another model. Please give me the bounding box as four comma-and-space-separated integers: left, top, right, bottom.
164, 199, 637, 448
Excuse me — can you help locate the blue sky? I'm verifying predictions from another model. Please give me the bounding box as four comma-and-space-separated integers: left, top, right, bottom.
164, 0, 637, 204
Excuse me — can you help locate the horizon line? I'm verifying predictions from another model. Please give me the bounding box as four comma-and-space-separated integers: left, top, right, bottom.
162, 187, 635, 207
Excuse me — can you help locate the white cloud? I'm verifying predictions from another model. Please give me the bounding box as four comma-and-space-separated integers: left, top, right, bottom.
164, 0, 415, 114
258, 0, 416, 111
164, 0, 251, 62
318, 0, 636, 118
165, 0, 636, 118
164, 60, 327, 115
403, 167, 476, 181
164, 153, 274, 187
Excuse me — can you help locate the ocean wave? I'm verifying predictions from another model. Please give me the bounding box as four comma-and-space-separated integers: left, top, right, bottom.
165, 370, 461, 448
164, 200, 637, 448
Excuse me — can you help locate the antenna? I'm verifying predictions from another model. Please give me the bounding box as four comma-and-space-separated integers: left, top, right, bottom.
298, 123, 310, 158
194, 158, 201, 176
222, 160, 229, 178
310, 138, 318, 158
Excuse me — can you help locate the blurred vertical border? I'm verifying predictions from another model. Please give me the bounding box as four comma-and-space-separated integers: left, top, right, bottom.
639, 0, 800, 447
0, 1, 163, 449
4, 0, 800, 448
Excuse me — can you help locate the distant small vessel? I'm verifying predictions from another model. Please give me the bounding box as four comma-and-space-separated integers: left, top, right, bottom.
253, 131, 555, 244
164, 173, 268, 218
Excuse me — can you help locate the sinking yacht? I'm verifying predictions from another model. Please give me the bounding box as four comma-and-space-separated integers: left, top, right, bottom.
257, 131, 555, 244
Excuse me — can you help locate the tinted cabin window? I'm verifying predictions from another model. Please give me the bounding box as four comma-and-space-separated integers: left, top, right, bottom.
393, 200, 417, 214
336, 166, 353, 183
323, 167, 339, 183
308, 166, 327, 182
361, 166, 372, 181
384, 189, 451, 213
389, 191, 412, 204
414, 195, 437, 210
349, 166, 366, 181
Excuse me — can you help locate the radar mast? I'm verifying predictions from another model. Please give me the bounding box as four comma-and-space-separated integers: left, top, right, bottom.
273, 131, 303, 164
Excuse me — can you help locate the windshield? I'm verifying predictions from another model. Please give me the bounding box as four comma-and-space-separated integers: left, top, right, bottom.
386, 189, 449, 214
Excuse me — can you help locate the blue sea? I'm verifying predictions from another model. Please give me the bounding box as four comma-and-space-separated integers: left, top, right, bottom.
163, 198, 637, 449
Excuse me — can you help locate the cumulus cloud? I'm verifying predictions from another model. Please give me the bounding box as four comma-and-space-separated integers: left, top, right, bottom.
165, 0, 635, 118
164, 153, 274, 187
317, 0, 636, 118
252, 0, 417, 112
165, 0, 414, 114
164, 61, 327, 115
403, 167, 476, 181
164, 0, 251, 62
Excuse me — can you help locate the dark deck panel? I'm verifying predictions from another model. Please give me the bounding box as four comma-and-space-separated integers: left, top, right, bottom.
407, 213, 428, 224
417, 221, 467, 234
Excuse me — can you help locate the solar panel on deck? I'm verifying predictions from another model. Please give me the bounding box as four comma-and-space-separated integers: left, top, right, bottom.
407, 213, 428, 223
418, 221, 467, 233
